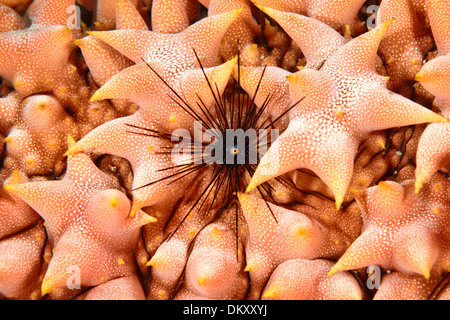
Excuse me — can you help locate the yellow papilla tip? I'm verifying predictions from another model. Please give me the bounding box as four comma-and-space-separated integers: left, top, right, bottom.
262, 288, 277, 299
254, 3, 266, 11
296, 227, 307, 237
109, 196, 118, 208
377, 139, 386, 149
415, 179, 423, 195
139, 214, 158, 225
157, 290, 166, 298
63, 145, 81, 157
382, 18, 395, 28
3, 136, 12, 143
415, 71, 425, 82
89, 91, 101, 102
286, 73, 296, 83
146, 259, 155, 267
249, 43, 258, 51
67, 134, 76, 147
378, 181, 390, 190
438, 115, 449, 123
73, 39, 82, 46
244, 264, 254, 272
234, 7, 245, 16
344, 25, 351, 37
327, 265, 341, 277
92, 22, 103, 29
231, 54, 239, 65
335, 197, 343, 212
421, 269, 431, 280
244, 184, 255, 193
3, 184, 16, 193
335, 110, 344, 118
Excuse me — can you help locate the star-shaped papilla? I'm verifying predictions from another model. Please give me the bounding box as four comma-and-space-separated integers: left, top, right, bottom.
246, 21, 446, 211
240, 5, 345, 124
0, 0, 82, 98
39, 189, 155, 296
0, 222, 47, 299
75, 35, 134, 113
237, 192, 350, 299
376, 0, 434, 91
414, 0, 450, 193
0, 3, 26, 32
65, 115, 179, 220
374, 272, 449, 300
86, 8, 242, 116
1, 170, 40, 240
256, 5, 345, 69
0, 25, 74, 97
208, 0, 261, 61
3, 95, 78, 175
175, 212, 248, 300
65, 58, 237, 216
251, 0, 366, 35
3, 136, 157, 294
329, 176, 450, 280
76, 275, 146, 300
261, 259, 363, 300
151, 0, 201, 33
4, 134, 135, 241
